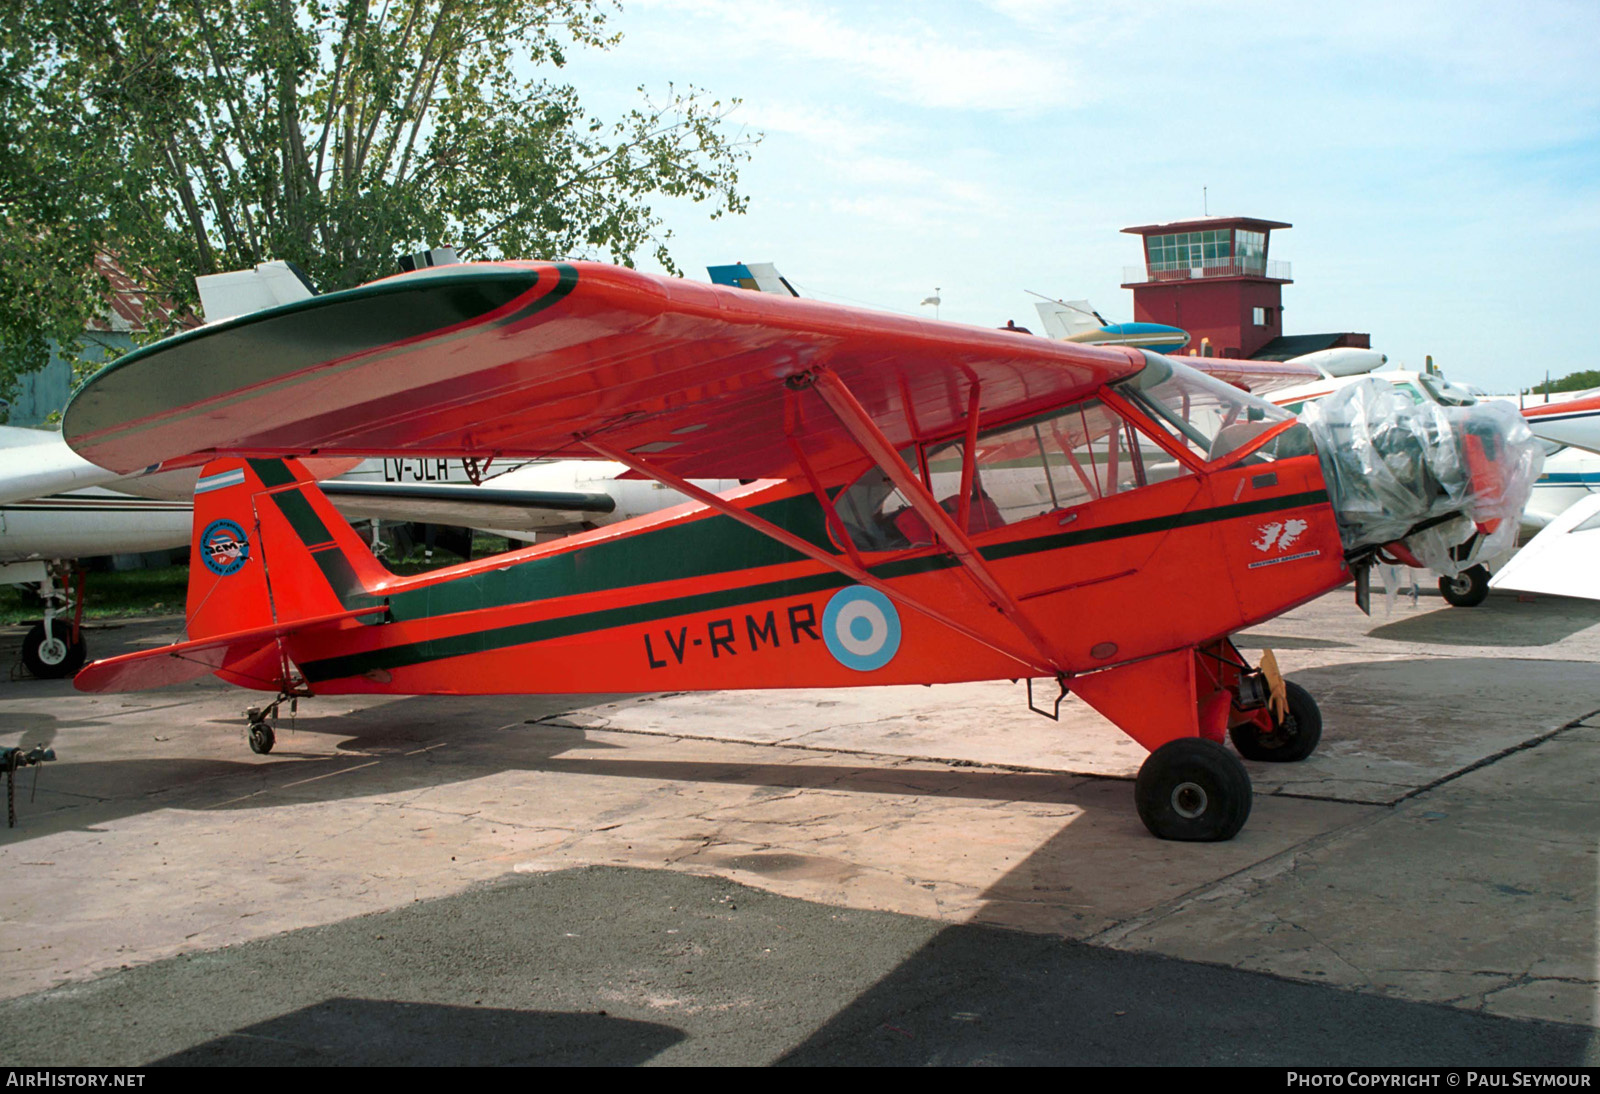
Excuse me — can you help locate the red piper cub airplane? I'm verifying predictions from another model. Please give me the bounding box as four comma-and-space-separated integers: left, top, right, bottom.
60, 260, 1522, 841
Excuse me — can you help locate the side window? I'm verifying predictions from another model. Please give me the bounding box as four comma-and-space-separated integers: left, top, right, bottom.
831, 399, 1193, 552
834, 447, 926, 551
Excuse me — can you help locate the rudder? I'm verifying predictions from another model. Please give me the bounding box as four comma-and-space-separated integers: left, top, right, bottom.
188, 458, 387, 642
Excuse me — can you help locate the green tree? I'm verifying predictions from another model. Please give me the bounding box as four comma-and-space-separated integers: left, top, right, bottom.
1522, 370, 1600, 397
0, 0, 756, 417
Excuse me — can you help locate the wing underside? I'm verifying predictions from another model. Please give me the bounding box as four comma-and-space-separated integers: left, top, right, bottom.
64, 262, 1143, 484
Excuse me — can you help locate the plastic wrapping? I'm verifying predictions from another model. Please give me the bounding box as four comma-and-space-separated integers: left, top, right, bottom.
1300, 379, 1543, 575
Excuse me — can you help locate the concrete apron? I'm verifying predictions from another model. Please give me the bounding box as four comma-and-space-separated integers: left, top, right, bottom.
1, 589, 1597, 1028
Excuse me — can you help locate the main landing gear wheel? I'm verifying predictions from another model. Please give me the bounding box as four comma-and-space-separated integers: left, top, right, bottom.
1230, 681, 1323, 763
247, 721, 276, 755
1135, 738, 1252, 842
1439, 564, 1490, 608
21, 620, 86, 680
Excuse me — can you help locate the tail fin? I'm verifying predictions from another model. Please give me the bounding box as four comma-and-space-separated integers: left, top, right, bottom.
188, 457, 388, 642
1032, 298, 1105, 340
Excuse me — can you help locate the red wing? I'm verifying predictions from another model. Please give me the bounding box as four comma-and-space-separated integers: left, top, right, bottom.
64, 261, 1143, 484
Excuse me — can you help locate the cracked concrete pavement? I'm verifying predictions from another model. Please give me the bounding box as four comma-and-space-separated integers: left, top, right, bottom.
1, 585, 1597, 1059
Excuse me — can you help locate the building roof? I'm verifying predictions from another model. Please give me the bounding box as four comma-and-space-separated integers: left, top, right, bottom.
86, 250, 194, 334
1122, 216, 1292, 236
1251, 333, 1366, 361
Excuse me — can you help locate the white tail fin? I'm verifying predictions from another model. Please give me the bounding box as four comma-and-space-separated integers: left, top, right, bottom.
1032, 298, 1105, 340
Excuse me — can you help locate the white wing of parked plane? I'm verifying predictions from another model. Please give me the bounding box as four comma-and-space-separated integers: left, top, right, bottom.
0, 426, 130, 505
1490, 493, 1600, 601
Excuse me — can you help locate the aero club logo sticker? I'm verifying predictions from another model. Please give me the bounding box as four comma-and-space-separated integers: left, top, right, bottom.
822, 586, 901, 672
200, 519, 251, 576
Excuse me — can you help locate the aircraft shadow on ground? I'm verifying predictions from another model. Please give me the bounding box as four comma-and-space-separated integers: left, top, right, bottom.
1366, 596, 1600, 647
773, 919, 1599, 1066
0, 706, 1124, 845
8, 649, 1599, 841
149, 998, 683, 1066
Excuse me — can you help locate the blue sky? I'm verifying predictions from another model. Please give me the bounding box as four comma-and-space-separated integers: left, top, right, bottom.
557, 0, 1599, 392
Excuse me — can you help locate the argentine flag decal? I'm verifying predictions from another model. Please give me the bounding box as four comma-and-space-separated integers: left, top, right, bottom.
822, 586, 902, 672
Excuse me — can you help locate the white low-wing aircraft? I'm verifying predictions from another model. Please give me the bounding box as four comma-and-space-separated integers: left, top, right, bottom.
1, 426, 195, 676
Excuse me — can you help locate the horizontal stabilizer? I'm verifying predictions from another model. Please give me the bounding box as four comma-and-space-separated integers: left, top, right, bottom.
74, 604, 387, 693
322, 481, 616, 514
322, 480, 620, 533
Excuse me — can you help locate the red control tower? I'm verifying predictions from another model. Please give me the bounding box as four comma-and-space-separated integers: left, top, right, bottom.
1121, 216, 1293, 360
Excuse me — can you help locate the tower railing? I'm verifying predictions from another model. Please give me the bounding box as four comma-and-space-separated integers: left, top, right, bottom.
1122, 259, 1291, 284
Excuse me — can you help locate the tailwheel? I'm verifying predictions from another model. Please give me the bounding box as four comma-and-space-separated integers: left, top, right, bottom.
1438, 564, 1490, 608
21, 620, 86, 680
1135, 738, 1252, 842
1230, 681, 1322, 763
247, 719, 276, 755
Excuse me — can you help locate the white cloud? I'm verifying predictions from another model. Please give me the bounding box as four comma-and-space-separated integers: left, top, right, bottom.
625, 0, 1078, 113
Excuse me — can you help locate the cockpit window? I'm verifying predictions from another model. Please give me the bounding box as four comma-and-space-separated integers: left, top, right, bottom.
831, 395, 1192, 552
1114, 353, 1296, 464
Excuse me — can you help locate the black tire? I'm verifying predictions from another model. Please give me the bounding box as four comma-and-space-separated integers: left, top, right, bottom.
21, 620, 86, 680
248, 721, 276, 755
1438, 564, 1490, 608
1135, 737, 1253, 842
1230, 680, 1323, 763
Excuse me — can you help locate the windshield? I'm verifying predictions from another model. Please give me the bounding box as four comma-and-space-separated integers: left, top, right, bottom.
1114, 353, 1298, 463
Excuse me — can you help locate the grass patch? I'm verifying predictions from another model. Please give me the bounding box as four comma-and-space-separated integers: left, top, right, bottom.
0, 534, 524, 624
0, 566, 190, 624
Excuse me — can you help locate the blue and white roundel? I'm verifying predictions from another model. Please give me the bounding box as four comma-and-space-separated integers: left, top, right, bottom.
822, 586, 901, 672
199, 519, 251, 576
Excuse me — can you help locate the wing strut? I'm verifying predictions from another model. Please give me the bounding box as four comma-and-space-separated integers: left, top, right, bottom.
580, 438, 1057, 677
802, 367, 1067, 675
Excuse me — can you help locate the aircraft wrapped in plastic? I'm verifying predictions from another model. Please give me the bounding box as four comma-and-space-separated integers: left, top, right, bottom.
1300, 378, 1542, 575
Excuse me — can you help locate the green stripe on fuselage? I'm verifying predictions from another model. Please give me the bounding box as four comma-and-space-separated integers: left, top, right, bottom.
296, 488, 1330, 682
303, 570, 850, 681
380, 490, 837, 621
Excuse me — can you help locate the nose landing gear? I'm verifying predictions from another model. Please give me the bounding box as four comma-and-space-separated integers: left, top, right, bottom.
1438, 564, 1491, 608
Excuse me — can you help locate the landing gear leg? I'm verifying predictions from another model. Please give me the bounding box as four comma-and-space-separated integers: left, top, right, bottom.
20, 566, 86, 679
